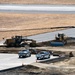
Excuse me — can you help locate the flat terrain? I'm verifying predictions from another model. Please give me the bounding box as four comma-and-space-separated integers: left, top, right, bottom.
0, 53, 36, 70
0, 53, 58, 71
0, 13, 75, 40
0, 0, 75, 4
0, 63, 75, 75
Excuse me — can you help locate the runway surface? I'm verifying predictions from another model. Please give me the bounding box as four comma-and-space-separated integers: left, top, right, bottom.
0, 4, 75, 13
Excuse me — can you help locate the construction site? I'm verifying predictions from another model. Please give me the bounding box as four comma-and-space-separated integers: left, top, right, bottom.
0, 28, 75, 75
0, 2, 75, 75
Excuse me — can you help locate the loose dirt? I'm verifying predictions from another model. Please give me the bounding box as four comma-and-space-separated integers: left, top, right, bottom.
0, 65, 75, 75
0, 13, 75, 40
0, 0, 75, 4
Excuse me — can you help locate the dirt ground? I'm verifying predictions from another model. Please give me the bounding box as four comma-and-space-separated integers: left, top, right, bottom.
0, 65, 75, 75
0, 0, 75, 4
0, 13, 75, 40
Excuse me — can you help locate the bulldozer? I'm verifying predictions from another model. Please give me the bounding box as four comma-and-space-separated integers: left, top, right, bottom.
50, 33, 67, 46
55, 32, 67, 42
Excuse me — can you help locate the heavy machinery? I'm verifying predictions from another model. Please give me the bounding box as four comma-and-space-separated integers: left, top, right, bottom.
5, 36, 25, 47
55, 32, 67, 42
50, 32, 75, 46
4, 36, 37, 47
50, 33, 67, 46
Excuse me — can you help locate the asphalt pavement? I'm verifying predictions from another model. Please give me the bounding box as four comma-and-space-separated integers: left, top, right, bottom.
0, 4, 75, 13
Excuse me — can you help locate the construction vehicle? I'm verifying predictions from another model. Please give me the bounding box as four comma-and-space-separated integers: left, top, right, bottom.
50, 33, 67, 46
4, 36, 37, 47
55, 33, 67, 41
5, 36, 25, 47
50, 32, 75, 46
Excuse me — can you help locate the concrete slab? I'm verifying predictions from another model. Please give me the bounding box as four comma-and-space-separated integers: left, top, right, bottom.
28, 28, 75, 43
0, 53, 58, 71
0, 53, 36, 71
